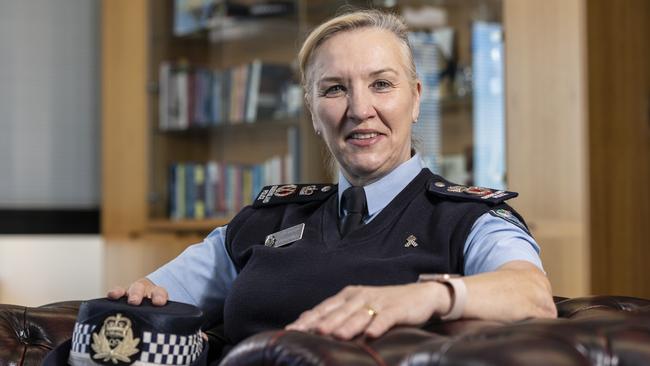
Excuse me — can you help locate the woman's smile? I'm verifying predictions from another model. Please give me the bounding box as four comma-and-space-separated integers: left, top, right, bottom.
346, 129, 385, 147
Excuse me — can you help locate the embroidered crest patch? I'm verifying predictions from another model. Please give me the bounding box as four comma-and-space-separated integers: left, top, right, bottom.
489, 208, 531, 235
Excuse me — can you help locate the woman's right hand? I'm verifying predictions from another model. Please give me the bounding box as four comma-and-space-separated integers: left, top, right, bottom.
107, 278, 169, 306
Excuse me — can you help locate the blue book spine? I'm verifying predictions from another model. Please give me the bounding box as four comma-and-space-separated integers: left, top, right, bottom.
169, 164, 176, 218
211, 70, 223, 125
185, 163, 195, 219
224, 164, 232, 214
222, 70, 231, 124
205, 162, 216, 218
175, 164, 186, 219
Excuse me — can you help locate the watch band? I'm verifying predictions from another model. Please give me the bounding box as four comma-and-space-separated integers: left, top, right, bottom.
418, 273, 467, 321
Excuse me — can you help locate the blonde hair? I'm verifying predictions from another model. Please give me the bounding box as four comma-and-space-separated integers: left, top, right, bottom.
298, 9, 418, 101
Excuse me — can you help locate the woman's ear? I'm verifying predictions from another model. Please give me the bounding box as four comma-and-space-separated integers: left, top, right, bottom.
305, 93, 320, 135
411, 79, 422, 122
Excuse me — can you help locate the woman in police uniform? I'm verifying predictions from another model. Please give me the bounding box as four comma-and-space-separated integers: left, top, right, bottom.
110, 9, 556, 347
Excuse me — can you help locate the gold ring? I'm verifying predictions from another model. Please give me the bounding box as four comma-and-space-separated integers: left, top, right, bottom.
366, 306, 378, 317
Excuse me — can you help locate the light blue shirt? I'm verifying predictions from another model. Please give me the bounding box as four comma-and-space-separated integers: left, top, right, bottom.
148, 154, 543, 311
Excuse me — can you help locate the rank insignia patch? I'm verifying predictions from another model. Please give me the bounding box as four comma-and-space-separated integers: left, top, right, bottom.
274, 184, 297, 197
254, 183, 337, 207
464, 186, 493, 196
447, 185, 467, 193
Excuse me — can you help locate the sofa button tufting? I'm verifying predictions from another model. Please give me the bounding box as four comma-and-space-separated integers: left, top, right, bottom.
18, 329, 29, 343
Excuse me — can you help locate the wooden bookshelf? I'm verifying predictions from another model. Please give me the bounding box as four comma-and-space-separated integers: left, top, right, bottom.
103, 0, 494, 240
146, 0, 317, 225
153, 117, 300, 136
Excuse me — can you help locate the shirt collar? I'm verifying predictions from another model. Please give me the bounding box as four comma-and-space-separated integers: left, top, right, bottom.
338, 154, 426, 218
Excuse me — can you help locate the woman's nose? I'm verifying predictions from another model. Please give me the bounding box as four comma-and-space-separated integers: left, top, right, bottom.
346, 89, 376, 122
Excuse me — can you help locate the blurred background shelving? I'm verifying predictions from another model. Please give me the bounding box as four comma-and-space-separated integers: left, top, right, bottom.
101, 0, 650, 301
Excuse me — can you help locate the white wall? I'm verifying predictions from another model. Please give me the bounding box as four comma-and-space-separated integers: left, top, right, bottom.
0, 235, 104, 306
0, 0, 100, 208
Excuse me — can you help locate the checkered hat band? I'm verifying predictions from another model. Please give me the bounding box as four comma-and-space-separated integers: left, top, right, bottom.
140, 330, 204, 365
71, 322, 203, 366
71, 322, 96, 354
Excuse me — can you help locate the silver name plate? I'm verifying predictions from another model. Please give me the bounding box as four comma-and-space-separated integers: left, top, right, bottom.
264, 223, 305, 248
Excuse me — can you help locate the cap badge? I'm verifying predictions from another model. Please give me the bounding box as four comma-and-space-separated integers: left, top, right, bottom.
404, 234, 418, 248
91, 313, 140, 364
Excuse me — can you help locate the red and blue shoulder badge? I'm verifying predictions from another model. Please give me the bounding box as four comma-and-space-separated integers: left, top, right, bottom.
427, 177, 518, 205
253, 183, 337, 208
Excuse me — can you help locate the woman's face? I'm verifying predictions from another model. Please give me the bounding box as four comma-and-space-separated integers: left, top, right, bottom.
308, 28, 421, 186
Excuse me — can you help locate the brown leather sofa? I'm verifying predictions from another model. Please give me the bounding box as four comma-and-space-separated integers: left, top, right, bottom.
3, 296, 650, 365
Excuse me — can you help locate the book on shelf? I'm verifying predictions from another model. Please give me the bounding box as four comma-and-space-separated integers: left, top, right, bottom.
193, 68, 213, 126
158, 60, 299, 130
159, 62, 192, 130
226, 1, 296, 18
253, 61, 295, 122
174, 0, 295, 37
168, 155, 294, 220
173, 0, 225, 36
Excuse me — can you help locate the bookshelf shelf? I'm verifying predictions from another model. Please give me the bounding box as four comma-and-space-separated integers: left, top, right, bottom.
148, 217, 230, 232
155, 117, 300, 136
205, 17, 299, 44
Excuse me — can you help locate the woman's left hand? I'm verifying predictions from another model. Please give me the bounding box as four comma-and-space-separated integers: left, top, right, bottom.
285, 282, 450, 340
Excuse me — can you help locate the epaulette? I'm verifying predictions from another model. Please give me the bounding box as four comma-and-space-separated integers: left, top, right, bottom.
426, 178, 518, 205
253, 183, 337, 208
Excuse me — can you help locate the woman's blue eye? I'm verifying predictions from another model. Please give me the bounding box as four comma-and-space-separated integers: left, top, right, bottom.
322, 85, 345, 96
373, 80, 392, 89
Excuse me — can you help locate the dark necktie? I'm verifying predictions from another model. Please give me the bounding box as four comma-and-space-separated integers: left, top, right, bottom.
340, 186, 367, 237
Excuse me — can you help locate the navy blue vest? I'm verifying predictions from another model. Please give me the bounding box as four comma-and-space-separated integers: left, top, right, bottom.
222, 169, 524, 343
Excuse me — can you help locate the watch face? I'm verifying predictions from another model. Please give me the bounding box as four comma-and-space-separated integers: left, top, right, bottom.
418, 273, 461, 282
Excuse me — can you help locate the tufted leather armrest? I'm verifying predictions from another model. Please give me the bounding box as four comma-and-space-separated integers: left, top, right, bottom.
220, 296, 650, 366
2, 297, 650, 366
0, 301, 80, 365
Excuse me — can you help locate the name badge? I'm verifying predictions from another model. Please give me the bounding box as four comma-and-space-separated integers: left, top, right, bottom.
264, 223, 305, 248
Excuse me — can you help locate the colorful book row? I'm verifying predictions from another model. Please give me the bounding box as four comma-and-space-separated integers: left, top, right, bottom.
169, 155, 294, 220
159, 60, 301, 130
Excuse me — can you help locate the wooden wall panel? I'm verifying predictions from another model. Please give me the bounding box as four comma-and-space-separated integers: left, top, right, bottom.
588, 0, 650, 298
504, 0, 590, 297
101, 0, 149, 238
104, 234, 203, 291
